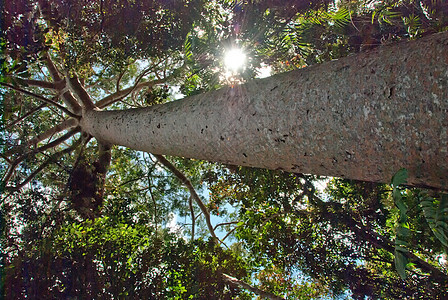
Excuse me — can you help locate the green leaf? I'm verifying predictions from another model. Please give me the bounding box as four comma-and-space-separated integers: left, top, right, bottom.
391, 168, 408, 187
394, 250, 408, 279
420, 193, 448, 247
396, 226, 411, 238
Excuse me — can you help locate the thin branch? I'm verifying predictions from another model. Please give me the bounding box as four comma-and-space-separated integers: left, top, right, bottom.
0, 154, 13, 165
0, 82, 79, 118
148, 183, 158, 231
2, 129, 79, 186
221, 273, 285, 300
214, 221, 239, 231
116, 69, 126, 92
221, 226, 238, 242
261, 213, 283, 228
5, 103, 47, 129
96, 63, 185, 108
5, 138, 82, 192
153, 154, 218, 241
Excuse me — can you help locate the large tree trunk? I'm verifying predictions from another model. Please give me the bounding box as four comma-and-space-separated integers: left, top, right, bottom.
81, 32, 448, 190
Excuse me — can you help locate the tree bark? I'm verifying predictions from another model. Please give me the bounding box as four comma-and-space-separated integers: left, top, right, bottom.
81, 32, 448, 190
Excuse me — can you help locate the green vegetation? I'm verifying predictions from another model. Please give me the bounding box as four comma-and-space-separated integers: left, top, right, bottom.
1, 0, 447, 298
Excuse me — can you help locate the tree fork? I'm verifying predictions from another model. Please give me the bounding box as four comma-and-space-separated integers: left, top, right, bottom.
81, 32, 448, 190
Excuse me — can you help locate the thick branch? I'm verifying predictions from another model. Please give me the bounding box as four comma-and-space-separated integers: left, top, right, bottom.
66, 75, 96, 109
10, 77, 56, 89
45, 52, 62, 81
221, 273, 285, 300
153, 154, 218, 240
44, 52, 82, 114
28, 118, 79, 148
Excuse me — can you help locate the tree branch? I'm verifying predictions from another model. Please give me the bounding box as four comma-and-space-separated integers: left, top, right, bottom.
0, 82, 79, 118
3, 118, 79, 157
189, 195, 195, 240
221, 225, 238, 242
28, 118, 79, 148
96, 73, 157, 108
116, 69, 126, 92
45, 52, 63, 82
221, 273, 285, 300
44, 52, 82, 114
96, 63, 185, 108
214, 221, 239, 231
9, 77, 56, 89
5, 103, 47, 129
148, 183, 159, 231
5, 138, 82, 191
153, 154, 218, 240
2, 129, 79, 186
66, 75, 96, 109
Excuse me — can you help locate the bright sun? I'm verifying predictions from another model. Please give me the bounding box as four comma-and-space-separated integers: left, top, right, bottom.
224, 48, 246, 72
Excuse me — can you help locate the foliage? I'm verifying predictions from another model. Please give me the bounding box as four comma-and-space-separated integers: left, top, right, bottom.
3, 215, 249, 299
1, 0, 448, 298
208, 166, 447, 298
3, 0, 204, 73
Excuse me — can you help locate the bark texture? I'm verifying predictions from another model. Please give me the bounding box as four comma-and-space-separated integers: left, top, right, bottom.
81, 32, 448, 190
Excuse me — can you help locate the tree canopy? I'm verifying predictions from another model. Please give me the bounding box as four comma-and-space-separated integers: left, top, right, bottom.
1, 0, 448, 298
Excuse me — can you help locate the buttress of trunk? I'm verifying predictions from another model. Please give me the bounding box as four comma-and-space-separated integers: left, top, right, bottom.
68, 143, 111, 219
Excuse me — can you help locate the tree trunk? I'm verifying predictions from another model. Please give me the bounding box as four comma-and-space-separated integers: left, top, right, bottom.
81, 32, 448, 190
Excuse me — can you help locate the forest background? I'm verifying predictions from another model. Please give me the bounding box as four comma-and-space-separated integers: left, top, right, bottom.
1, 0, 448, 299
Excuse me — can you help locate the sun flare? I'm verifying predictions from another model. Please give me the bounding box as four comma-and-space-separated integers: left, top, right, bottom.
224, 48, 246, 72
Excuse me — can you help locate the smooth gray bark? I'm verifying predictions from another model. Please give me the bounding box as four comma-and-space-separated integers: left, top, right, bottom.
81, 32, 448, 190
